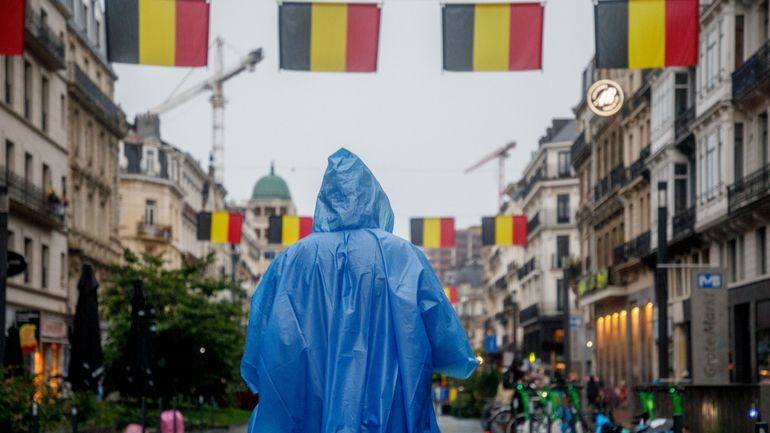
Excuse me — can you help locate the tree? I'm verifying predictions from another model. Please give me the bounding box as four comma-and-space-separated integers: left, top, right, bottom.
102, 250, 245, 404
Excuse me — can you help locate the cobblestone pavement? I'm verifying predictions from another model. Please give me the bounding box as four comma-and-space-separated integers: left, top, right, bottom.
437, 415, 484, 433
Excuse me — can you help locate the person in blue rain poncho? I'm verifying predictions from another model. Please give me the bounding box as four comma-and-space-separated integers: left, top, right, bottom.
241, 148, 478, 433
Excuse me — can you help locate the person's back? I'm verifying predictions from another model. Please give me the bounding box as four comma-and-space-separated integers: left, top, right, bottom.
241, 149, 478, 433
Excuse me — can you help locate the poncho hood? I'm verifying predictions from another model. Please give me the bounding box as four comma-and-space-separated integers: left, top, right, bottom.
312, 148, 394, 233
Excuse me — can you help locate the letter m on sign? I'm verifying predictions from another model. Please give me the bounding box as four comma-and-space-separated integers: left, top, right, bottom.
697, 272, 723, 289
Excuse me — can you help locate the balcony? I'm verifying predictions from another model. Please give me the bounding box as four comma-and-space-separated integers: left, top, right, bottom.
68, 63, 126, 134
571, 132, 589, 167
527, 212, 541, 234
137, 222, 173, 241
628, 145, 651, 182
0, 166, 65, 229
594, 175, 610, 203
495, 276, 507, 291
576, 267, 620, 299
672, 206, 696, 240
675, 107, 695, 144
610, 164, 626, 189
517, 257, 536, 280
623, 69, 653, 116
503, 295, 516, 310
728, 163, 770, 215
628, 231, 651, 258
613, 244, 627, 265
520, 304, 539, 323
733, 39, 770, 103
25, 8, 66, 70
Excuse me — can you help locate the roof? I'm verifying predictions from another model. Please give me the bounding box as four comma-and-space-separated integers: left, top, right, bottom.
252, 163, 292, 200
538, 118, 578, 146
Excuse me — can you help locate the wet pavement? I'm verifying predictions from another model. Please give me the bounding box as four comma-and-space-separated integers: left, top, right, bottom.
437, 415, 484, 433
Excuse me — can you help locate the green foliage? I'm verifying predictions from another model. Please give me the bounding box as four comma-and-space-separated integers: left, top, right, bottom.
450, 366, 501, 418
103, 250, 246, 404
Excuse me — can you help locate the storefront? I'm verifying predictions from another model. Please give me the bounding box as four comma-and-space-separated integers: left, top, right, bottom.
11, 310, 69, 392
729, 277, 770, 383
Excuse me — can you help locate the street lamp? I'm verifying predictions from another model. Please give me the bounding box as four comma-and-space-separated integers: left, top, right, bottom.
656, 181, 670, 380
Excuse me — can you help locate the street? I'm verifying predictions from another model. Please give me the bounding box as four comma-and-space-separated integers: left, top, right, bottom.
437, 416, 483, 433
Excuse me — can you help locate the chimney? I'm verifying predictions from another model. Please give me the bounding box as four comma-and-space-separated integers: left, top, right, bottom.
135, 113, 161, 138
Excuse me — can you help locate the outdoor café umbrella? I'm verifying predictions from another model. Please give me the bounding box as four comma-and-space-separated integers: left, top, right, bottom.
3, 325, 23, 372
68, 263, 104, 392
126, 279, 155, 397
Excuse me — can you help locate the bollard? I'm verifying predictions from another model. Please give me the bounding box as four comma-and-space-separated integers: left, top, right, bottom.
71, 406, 78, 433
31, 402, 39, 433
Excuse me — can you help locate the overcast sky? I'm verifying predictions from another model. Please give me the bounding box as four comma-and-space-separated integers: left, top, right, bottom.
114, 0, 594, 238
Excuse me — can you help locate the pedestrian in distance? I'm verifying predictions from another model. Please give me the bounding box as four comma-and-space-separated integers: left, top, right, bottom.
240, 148, 479, 433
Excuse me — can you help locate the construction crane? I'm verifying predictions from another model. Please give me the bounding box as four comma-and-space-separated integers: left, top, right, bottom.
465, 142, 517, 208
149, 37, 264, 185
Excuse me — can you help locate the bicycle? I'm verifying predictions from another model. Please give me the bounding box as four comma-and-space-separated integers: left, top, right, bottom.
487, 383, 550, 433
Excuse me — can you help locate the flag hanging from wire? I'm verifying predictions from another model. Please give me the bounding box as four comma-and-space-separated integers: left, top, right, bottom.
105, 0, 210, 66
279, 2, 381, 72
594, 0, 699, 69
197, 212, 243, 244
410, 218, 455, 248
481, 215, 528, 246
0, 0, 25, 55
268, 216, 314, 245
442, 2, 544, 71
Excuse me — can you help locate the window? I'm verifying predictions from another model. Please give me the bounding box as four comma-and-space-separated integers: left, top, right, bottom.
42, 163, 51, 191
706, 30, 719, 89
59, 94, 65, 128
556, 235, 570, 267
279, 206, 287, 215
253, 207, 261, 217
145, 149, 154, 174
758, 300, 770, 383
556, 279, 565, 311
675, 73, 689, 114
145, 200, 156, 225
758, 228, 767, 276
60, 253, 66, 288
23, 61, 31, 119
8, 230, 14, 253
706, 132, 718, 200
24, 152, 32, 185
735, 15, 745, 69
557, 194, 570, 223
760, 112, 768, 166
41, 244, 49, 289
41, 76, 49, 131
735, 123, 744, 183
5, 140, 14, 173
255, 228, 261, 239
674, 164, 688, 214
265, 207, 276, 217
24, 238, 32, 284
4, 57, 13, 105
558, 152, 571, 177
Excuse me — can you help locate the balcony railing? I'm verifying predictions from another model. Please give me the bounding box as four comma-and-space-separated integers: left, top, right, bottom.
571, 132, 589, 166
25, 7, 65, 69
672, 206, 696, 240
675, 107, 695, 142
610, 164, 626, 189
733, 39, 770, 101
527, 212, 541, 233
137, 222, 173, 241
517, 257, 536, 280
576, 267, 619, 298
0, 165, 65, 228
594, 175, 610, 203
628, 144, 651, 181
519, 304, 539, 323
613, 244, 627, 265
628, 231, 651, 258
69, 63, 126, 133
728, 163, 770, 215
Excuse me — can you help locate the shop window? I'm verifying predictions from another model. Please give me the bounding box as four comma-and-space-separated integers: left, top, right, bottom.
756, 300, 770, 383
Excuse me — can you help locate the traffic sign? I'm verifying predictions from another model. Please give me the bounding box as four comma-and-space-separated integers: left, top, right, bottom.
7, 251, 26, 278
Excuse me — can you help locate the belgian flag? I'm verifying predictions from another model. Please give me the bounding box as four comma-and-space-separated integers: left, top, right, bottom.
105, 0, 210, 66
410, 218, 455, 248
481, 215, 528, 246
279, 2, 381, 72
594, 0, 699, 69
268, 216, 314, 246
442, 2, 544, 71
444, 287, 458, 304
197, 212, 243, 244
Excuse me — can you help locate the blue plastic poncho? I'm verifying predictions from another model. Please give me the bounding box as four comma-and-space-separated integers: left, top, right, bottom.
241, 148, 478, 433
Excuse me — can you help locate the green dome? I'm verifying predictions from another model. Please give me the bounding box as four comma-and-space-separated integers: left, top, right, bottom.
251, 163, 291, 200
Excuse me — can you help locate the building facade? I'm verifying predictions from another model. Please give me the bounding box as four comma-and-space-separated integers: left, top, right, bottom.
64, 0, 126, 320
1, 0, 71, 381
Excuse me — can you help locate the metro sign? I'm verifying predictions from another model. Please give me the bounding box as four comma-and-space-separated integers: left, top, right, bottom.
697, 272, 723, 289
